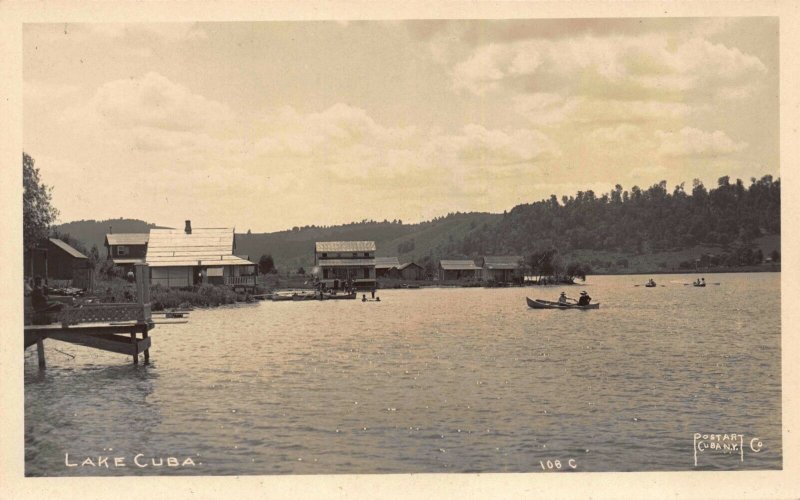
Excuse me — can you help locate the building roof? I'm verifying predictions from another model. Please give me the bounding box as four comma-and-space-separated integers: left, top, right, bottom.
375, 257, 401, 269
315, 241, 376, 252
146, 227, 255, 268
397, 262, 423, 271
482, 256, 523, 270
105, 233, 149, 246
439, 260, 481, 270
49, 238, 88, 259
316, 258, 376, 267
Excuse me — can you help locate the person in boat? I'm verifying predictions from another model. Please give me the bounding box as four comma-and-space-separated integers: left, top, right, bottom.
577, 291, 592, 306
558, 291, 570, 304
701, 277, 706, 286
362, 294, 367, 302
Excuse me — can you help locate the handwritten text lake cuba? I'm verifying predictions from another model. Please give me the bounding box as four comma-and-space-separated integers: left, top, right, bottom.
25, 273, 781, 475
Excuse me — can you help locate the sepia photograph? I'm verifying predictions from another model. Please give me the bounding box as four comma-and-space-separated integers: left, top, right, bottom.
3, 1, 799, 499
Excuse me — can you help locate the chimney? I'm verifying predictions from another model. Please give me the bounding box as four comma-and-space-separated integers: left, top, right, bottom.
185, 220, 192, 234
109, 225, 113, 234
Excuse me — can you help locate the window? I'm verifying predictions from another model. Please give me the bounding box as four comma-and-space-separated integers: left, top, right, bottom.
117, 245, 129, 256
363, 252, 369, 257
322, 253, 328, 258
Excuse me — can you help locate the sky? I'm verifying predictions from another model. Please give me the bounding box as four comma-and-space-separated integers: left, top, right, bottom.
23, 18, 779, 233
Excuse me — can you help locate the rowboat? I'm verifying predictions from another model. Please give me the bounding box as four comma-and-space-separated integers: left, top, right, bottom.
526, 297, 600, 310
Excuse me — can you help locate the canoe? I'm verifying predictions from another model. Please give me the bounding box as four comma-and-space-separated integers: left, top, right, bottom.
526, 297, 599, 310
645, 283, 656, 287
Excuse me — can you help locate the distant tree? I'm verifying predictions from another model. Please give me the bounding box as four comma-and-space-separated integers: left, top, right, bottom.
258, 254, 276, 274
247, 229, 252, 235
770, 249, 780, 262
88, 244, 100, 269
23, 152, 59, 252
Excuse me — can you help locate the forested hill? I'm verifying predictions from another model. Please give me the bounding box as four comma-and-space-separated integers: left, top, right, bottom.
54, 218, 162, 254
55, 175, 779, 273
459, 175, 780, 258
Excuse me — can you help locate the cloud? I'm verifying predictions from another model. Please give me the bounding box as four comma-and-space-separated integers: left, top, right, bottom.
452, 34, 767, 102
514, 93, 696, 126
656, 127, 747, 158
71, 72, 233, 132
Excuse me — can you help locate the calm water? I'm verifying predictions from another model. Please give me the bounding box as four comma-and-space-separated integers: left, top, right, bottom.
25, 273, 781, 475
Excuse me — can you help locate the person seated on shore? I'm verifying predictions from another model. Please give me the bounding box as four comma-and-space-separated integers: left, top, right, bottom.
31, 277, 65, 313
558, 291, 569, 304
577, 291, 592, 306
362, 294, 367, 302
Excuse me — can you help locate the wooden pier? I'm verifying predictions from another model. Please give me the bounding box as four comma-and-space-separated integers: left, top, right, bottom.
24, 264, 158, 369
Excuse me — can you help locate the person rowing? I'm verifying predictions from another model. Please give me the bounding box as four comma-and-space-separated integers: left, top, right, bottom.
557, 291, 574, 305
577, 291, 592, 306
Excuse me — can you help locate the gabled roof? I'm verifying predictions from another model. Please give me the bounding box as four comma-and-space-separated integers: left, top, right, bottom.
397, 262, 423, 271
146, 227, 255, 268
315, 241, 376, 252
105, 233, 149, 246
482, 256, 523, 270
375, 257, 401, 269
49, 238, 87, 259
439, 260, 481, 270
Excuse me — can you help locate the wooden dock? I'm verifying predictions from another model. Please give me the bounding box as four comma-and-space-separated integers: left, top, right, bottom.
24, 264, 163, 369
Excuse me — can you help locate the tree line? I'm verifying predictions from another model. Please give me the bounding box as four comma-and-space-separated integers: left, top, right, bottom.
459, 176, 780, 257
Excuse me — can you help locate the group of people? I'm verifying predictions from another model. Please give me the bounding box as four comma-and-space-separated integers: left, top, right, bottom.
694, 277, 706, 286
558, 290, 592, 306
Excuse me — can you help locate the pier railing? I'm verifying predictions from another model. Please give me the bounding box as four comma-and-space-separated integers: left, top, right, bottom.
59, 263, 152, 326
224, 276, 257, 286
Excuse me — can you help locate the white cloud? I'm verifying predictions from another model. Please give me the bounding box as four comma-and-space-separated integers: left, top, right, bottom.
71, 72, 233, 132
588, 124, 647, 144
656, 127, 747, 158
514, 93, 696, 126
452, 34, 767, 102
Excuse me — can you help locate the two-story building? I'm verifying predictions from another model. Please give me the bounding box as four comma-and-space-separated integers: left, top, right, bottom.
104, 233, 149, 272
314, 241, 376, 290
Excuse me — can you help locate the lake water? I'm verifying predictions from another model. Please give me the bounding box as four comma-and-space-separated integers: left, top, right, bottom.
24, 273, 782, 475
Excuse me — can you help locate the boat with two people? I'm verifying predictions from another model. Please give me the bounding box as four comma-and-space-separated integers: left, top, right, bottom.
527, 290, 599, 310
645, 278, 657, 288
693, 278, 706, 287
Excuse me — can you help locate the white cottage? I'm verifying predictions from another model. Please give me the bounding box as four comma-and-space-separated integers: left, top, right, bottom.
146, 221, 256, 287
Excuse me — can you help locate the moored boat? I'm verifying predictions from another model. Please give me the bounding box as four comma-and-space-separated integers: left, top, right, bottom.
526, 297, 599, 310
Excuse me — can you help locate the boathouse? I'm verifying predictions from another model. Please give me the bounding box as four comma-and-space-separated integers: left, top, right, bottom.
438, 260, 482, 281
480, 256, 523, 283
314, 241, 376, 290
375, 256, 401, 278
104, 233, 149, 271
397, 262, 425, 280
145, 221, 256, 287
25, 238, 92, 288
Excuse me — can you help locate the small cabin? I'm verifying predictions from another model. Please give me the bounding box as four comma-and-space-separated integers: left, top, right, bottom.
375, 257, 401, 278
438, 260, 482, 281
25, 238, 92, 288
480, 256, 523, 283
314, 241, 376, 290
397, 262, 425, 281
